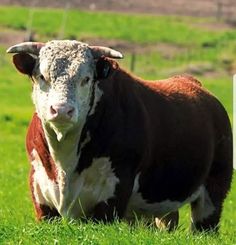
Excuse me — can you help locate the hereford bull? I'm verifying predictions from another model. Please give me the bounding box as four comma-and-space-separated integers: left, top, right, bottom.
7, 40, 232, 232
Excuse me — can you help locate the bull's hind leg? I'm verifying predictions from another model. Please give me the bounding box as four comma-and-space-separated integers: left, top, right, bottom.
191, 125, 232, 232
155, 211, 179, 231
190, 186, 217, 232
191, 161, 232, 232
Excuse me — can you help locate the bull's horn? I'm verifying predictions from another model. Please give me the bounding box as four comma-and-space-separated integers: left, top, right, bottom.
89, 46, 123, 59
6, 42, 45, 55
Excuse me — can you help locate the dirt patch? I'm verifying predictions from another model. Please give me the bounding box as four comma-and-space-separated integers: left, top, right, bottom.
165, 63, 226, 78
0, 31, 186, 58
82, 37, 186, 58
192, 21, 233, 32
0, 29, 28, 46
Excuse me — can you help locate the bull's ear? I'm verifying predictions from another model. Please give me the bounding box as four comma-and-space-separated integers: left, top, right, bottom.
12, 53, 36, 76
95, 58, 112, 79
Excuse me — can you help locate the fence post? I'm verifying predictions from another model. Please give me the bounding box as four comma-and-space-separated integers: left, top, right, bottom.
58, 3, 70, 39
216, 0, 223, 21
130, 52, 136, 72
25, 0, 39, 41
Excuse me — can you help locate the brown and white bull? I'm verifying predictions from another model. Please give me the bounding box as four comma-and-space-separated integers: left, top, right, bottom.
7, 40, 232, 232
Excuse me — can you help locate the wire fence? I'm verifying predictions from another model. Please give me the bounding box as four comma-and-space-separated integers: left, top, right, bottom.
1, 0, 236, 72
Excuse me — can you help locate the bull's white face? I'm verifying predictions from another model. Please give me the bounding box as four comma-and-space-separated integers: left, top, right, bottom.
8, 40, 122, 142
32, 41, 96, 141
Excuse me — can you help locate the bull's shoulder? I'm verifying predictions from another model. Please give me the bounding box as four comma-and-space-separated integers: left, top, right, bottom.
26, 113, 57, 181
26, 113, 44, 159
26, 113, 48, 161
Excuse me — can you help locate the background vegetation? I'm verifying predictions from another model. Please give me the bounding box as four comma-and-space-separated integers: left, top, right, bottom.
0, 5, 235, 244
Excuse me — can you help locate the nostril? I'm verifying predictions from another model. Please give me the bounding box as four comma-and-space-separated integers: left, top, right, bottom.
67, 107, 75, 118
50, 105, 57, 115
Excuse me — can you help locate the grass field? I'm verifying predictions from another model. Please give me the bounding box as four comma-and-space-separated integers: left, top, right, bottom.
0, 5, 235, 244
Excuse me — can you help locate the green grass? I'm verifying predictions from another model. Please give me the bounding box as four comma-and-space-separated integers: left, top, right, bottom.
0, 5, 235, 244
1, 219, 236, 244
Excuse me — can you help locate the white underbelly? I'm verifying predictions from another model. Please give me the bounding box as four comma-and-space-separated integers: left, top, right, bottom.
125, 174, 202, 220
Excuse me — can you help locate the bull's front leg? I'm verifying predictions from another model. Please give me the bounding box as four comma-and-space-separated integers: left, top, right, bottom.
92, 164, 135, 222
33, 203, 60, 221
29, 167, 60, 221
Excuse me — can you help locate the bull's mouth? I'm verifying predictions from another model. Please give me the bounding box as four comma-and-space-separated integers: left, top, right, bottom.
49, 121, 75, 142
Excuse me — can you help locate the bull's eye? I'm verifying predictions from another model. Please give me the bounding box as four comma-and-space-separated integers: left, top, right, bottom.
81, 76, 90, 86
39, 74, 45, 81
37, 73, 49, 91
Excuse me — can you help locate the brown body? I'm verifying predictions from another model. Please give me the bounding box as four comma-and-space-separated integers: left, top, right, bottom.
25, 57, 233, 231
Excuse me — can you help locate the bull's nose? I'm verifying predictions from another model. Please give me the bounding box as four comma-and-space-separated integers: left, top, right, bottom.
49, 104, 75, 121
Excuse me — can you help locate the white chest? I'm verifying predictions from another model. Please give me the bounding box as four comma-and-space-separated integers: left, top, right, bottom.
31, 151, 120, 219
